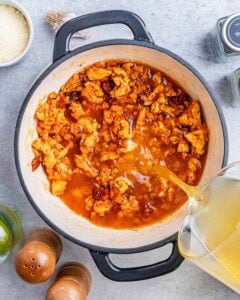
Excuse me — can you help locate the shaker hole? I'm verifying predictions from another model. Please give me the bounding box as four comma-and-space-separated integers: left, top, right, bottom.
31, 272, 35, 276
31, 265, 35, 268
37, 265, 41, 268
31, 258, 35, 261
24, 264, 28, 268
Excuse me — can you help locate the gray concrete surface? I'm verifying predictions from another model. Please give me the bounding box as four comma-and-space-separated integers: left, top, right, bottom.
0, 0, 240, 299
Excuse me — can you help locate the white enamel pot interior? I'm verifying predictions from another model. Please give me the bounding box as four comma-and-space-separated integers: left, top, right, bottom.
15, 42, 227, 252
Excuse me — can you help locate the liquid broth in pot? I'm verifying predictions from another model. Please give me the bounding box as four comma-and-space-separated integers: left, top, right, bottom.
31, 60, 208, 229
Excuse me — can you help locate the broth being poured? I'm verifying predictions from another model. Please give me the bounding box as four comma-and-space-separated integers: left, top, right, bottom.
167, 162, 240, 294
142, 161, 240, 293
137, 161, 198, 198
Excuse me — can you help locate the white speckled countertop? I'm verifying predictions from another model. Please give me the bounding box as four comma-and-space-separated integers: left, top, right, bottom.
0, 0, 240, 299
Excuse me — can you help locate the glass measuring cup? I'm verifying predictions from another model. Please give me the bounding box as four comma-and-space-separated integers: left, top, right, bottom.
178, 162, 240, 294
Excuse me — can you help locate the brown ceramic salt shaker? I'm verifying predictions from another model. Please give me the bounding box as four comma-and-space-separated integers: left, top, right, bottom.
15, 228, 62, 283
46, 262, 92, 300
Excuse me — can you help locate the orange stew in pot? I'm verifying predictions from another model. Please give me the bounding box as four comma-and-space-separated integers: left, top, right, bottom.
31, 60, 208, 229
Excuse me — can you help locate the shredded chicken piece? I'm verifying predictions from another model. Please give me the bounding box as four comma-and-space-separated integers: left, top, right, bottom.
110, 67, 131, 97
69, 101, 85, 119
82, 81, 104, 104
188, 157, 201, 171
51, 180, 67, 196
118, 119, 131, 139
87, 67, 112, 80
74, 155, 98, 177
61, 73, 82, 93
136, 108, 146, 131
158, 104, 184, 117
76, 117, 98, 134
151, 94, 166, 113
101, 152, 118, 161
146, 85, 164, 105
185, 129, 207, 155
177, 140, 190, 153
179, 100, 201, 128
80, 134, 97, 154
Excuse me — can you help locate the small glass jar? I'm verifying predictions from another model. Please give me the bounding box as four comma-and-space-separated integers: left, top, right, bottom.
228, 68, 240, 106
211, 12, 240, 62
0, 204, 23, 264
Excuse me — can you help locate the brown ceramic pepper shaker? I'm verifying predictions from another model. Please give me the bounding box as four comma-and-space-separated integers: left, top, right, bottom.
46, 262, 91, 300
15, 228, 62, 283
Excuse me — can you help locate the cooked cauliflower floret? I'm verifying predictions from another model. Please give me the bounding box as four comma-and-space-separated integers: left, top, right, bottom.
85, 196, 94, 211
35, 101, 67, 125
51, 180, 67, 196
110, 67, 131, 97
96, 167, 113, 187
111, 176, 130, 194
111, 118, 130, 140
87, 67, 112, 80
35, 101, 54, 122
111, 78, 131, 97
93, 200, 112, 217
119, 196, 140, 217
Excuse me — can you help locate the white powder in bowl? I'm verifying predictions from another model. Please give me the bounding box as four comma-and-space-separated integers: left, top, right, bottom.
0, 4, 30, 63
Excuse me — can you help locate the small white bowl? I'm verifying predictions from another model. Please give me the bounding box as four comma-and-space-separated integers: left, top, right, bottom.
0, 0, 33, 67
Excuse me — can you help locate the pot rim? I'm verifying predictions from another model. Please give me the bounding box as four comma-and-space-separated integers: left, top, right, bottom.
14, 39, 228, 254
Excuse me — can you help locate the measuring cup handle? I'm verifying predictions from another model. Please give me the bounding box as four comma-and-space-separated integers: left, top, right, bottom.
53, 10, 153, 62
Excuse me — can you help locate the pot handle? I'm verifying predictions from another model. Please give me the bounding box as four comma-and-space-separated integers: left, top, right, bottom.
89, 234, 184, 281
53, 10, 153, 62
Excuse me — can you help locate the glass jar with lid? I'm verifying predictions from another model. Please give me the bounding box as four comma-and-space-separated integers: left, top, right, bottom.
228, 68, 240, 106
0, 204, 23, 264
211, 12, 240, 62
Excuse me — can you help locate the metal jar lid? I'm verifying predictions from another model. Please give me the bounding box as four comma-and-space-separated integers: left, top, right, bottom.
221, 12, 240, 52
